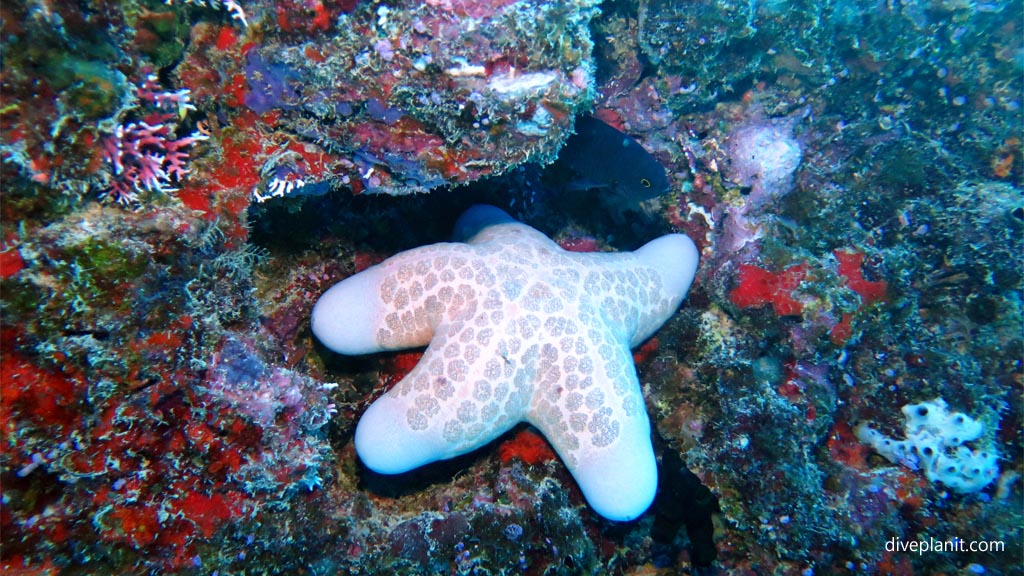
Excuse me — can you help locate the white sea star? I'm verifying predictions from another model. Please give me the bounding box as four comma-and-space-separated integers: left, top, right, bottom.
312, 205, 699, 520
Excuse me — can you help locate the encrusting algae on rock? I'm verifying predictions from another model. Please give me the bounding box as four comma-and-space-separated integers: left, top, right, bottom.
1, 0, 1021, 573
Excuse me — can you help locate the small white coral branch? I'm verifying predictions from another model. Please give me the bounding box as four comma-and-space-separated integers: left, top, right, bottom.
166, 0, 248, 27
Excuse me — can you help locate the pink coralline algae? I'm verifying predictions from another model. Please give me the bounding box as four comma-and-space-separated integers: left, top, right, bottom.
725, 116, 802, 204
713, 111, 804, 257
100, 76, 208, 205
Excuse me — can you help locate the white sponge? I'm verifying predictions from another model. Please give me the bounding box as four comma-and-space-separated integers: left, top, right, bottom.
856, 398, 999, 493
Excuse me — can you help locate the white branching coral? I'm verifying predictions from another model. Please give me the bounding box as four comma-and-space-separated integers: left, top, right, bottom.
166, 0, 248, 27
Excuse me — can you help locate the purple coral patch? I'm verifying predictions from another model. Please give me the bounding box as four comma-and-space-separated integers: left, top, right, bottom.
244, 52, 302, 114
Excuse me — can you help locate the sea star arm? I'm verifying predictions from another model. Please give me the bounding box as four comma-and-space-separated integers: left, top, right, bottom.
526, 328, 657, 522
311, 243, 480, 355
354, 320, 528, 473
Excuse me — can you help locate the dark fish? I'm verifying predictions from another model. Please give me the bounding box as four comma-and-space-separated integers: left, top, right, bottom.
545, 115, 671, 204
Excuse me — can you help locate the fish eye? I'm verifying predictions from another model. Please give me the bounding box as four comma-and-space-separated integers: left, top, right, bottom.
640, 178, 651, 188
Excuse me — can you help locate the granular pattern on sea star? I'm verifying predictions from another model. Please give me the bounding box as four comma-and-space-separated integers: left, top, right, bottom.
312, 205, 698, 520
367, 236, 675, 468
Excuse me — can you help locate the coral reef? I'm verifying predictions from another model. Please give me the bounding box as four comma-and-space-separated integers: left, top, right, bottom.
2, 0, 1021, 574
244, 0, 599, 197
